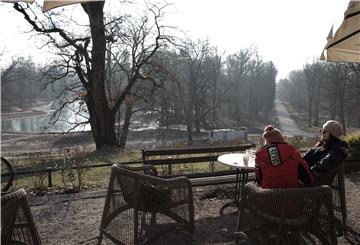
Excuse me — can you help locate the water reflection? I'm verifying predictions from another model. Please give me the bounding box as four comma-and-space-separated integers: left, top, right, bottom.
1, 103, 91, 133
3, 115, 48, 133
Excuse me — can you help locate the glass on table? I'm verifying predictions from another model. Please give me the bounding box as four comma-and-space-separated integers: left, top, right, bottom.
243, 153, 249, 166
244, 148, 256, 166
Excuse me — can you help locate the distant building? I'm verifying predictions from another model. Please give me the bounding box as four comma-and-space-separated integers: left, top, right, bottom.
208, 128, 248, 142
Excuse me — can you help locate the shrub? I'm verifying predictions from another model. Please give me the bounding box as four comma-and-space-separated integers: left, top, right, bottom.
343, 132, 360, 146
57, 145, 92, 192
57, 149, 76, 191
286, 136, 318, 149
28, 153, 48, 194
72, 145, 91, 189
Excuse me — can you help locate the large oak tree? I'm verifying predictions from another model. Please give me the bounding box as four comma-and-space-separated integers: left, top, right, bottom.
13, 1, 170, 150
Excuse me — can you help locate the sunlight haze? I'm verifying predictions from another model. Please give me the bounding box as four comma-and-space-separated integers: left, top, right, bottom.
0, 0, 349, 80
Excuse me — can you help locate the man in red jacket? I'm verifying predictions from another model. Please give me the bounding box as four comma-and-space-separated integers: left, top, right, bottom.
255, 125, 314, 188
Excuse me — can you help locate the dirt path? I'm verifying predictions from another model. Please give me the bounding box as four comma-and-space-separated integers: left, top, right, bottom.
1, 111, 47, 121
1, 132, 94, 156
275, 99, 315, 137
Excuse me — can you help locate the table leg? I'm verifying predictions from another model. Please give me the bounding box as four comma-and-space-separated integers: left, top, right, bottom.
219, 169, 245, 215
234, 168, 240, 203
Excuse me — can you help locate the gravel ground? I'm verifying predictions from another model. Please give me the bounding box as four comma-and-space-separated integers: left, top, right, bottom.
29, 189, 237, 245
27, 174, 360, 245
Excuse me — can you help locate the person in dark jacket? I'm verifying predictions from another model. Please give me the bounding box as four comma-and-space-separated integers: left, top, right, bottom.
255, 125, 314, 188
303, 120, 349, 184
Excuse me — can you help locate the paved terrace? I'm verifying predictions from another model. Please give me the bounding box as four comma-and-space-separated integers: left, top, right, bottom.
28, 173, 360, 245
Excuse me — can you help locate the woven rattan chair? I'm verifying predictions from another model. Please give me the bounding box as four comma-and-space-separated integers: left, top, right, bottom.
235, 231, 252, 245
313, 162, 347, 235
1, 188, 42, 245
98, 165, 194, 245
236, 182, 336, 245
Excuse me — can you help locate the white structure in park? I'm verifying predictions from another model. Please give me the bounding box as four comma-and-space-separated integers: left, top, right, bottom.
208, 128, 248, 142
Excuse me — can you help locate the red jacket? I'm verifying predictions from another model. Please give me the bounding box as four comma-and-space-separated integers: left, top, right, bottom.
255, 143, 314, 188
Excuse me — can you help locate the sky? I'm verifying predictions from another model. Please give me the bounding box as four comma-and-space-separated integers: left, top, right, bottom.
0, 0, 350, 81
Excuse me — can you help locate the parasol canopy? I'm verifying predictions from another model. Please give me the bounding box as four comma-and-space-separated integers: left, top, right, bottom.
0, 0, 103, 12
320, 0, 360, 63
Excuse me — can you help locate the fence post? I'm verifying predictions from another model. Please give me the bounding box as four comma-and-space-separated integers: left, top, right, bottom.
141, 148, 146, 163
47, 167, 53, 187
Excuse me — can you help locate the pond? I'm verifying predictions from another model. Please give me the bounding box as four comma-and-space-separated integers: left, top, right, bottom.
1, 102, 91, 133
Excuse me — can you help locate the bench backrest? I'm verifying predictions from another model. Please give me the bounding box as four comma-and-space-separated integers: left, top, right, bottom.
142, 144, 254, 177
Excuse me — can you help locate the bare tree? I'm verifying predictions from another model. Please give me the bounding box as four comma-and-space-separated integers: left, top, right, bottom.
326, 63, 351, 132
304, 61, 324, 126
278, 72, 305, 119
278, 60, 360, 131
0, 58, 19, 85
224, 48, 254, 124
1, 57, 44, 111
161, 39, 213, 144
345, 63, 360, 127
13, 2, 171, 150
303, 60, 323, 127
201, 49, 223, 128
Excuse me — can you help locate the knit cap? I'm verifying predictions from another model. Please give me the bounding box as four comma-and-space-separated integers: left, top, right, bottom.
263, 125, 285, 145
322, 120, 343, 138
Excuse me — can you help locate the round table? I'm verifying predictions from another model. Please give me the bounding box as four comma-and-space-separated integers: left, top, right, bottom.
218, 153, 255, 170
217, 153, 255, 215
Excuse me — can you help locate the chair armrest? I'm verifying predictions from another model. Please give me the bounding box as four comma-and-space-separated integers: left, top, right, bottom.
1, 188, 27, 203
234, 231, 251, 245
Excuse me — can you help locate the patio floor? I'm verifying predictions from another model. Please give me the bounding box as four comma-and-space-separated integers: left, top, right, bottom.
28, 172, 360, 244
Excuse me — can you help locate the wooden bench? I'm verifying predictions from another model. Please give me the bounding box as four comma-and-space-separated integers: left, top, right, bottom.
142, 144, 255, 187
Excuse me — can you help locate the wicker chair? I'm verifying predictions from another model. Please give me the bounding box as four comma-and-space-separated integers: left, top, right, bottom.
98, 165, 194, 245
313, 162, 347, 235
234, 231, 252, 245
236, 182, 336, 245
1, 188, 42, 245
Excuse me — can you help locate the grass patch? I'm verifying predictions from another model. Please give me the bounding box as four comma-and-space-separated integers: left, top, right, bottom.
6, 131, 330, 194
11, 167, 112, 193
8, 141, 255, 194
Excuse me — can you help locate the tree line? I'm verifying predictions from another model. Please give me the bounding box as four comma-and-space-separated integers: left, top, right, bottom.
1, 1, 277, 150
0, 57, 59, 112
277, 61, 360, 132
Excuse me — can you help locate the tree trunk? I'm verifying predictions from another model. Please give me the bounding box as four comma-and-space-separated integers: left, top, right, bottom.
247, 84, 254, 121
194, 105, 201, 135
185, 104, 193, 144
313, 84, 320, 126
329, 93, 336, 119
308, 99, 312, 127
337, 85, 346, 134
86, 94, 117, 149
118, 105, 133, 149
186, 124, 193, 144
83, 2, 117, 149
306, 81, 313, 127
212, 76, 217, 127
